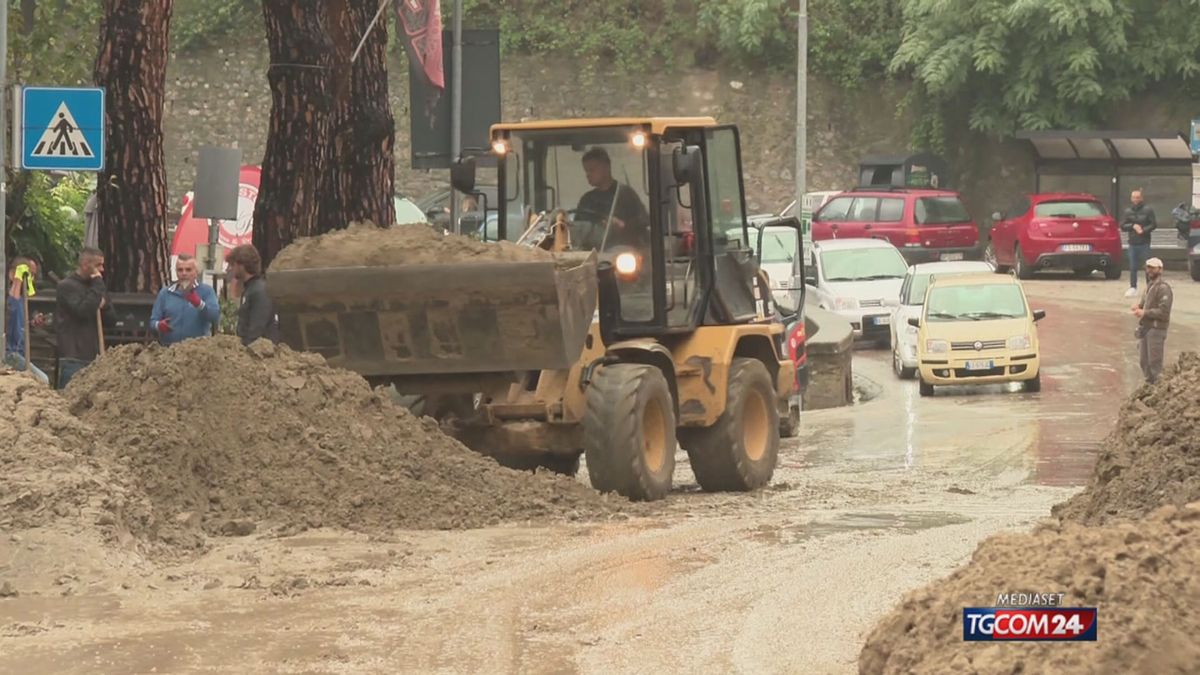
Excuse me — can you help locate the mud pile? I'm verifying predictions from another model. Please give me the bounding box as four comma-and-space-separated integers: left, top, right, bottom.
859, 504, 1200, 674
65, 337, 622, 546
0, 369, 147, 536
270, 221, 552, 270
1054, 352, 1200, 525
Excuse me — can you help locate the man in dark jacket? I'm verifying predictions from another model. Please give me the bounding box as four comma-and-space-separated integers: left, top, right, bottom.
56, 247, 112, 388
1121, 189, 1156, 298
226, 244, 278, 346
1132, 257, 1172, 384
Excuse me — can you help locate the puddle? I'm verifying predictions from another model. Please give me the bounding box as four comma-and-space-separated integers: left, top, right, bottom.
752, 510, 972, 546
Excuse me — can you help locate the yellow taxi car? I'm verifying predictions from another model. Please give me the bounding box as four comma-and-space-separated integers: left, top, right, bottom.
907, 273, 1045, 396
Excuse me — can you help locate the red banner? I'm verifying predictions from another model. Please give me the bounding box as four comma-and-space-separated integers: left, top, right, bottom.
395, 0, 445, 92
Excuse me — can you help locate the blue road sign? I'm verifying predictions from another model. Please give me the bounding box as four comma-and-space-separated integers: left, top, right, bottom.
21, 87, 105, 171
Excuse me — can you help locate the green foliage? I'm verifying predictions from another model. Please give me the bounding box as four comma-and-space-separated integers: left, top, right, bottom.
889, 0, 1200, 147
10, 173, 92, 278
173, 0, 261, 51
8, 0, 104, 84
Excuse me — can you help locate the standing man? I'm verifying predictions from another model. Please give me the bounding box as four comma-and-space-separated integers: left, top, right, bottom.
1132, 257, 1172, 385
56, 248, 111, 388
5, 257, 49, 384
149, 254, 220, 345
1121, 189, 1157, 298
225, 244, 278, 346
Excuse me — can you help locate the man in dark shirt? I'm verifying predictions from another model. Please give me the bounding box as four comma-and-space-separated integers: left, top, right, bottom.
576, 147, 649, 250
55, 247, 112, 388
1121, 189, 1157, 298
226, 244, 279, 346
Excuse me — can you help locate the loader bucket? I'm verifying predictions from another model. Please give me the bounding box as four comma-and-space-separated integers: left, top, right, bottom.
268, 252, 598, 378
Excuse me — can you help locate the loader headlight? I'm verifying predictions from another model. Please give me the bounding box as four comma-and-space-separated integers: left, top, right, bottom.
492, 139, 508, 155
615, 251, 640, 278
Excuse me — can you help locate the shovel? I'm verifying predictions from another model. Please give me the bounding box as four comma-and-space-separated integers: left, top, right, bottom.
96, 307, 106, 355
21, 272, 31, 371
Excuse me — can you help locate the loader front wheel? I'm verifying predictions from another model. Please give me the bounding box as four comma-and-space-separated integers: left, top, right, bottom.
681, 358, 779, 492
583, 364, 676, 501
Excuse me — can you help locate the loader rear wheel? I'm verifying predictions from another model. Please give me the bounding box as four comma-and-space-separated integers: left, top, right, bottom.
583, 364, 676, 501
681, 358, 779, 492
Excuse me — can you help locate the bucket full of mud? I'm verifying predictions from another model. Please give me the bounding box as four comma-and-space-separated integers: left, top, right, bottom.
268, 224, 598, 383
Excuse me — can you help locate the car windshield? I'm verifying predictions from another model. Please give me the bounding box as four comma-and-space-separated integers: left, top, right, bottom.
1034, 200, 1106, 218
737, 227, 797, 263
905, 267, 991, 304
915, 196, 970, 225
925, 284, 1028, 321
820, 247, 908, 282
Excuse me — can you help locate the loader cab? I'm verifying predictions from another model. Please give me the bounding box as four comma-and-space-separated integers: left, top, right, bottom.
455, 117, 770, 342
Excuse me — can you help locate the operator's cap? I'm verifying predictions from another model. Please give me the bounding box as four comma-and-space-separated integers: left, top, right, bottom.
1146, 257, 1164, 268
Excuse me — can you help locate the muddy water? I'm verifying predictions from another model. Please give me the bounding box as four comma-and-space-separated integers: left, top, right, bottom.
2, 275, 1192, 674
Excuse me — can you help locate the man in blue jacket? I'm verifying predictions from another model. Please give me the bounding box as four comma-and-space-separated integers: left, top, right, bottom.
150, 254, 220, 345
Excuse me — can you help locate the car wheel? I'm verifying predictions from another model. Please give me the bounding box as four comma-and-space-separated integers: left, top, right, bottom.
1072, 267, 1094, 279
1024, 373, 1042, 393
893, 347, 915, 380
918, 377, 934, 397
1105, 264, 1122, 280
1190, 260, 1200, 282
1014, 244, 1033, 280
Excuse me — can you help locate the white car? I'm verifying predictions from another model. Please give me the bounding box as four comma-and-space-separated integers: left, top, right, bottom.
890, 260, 995, 379
805, 238, 909, 347
733, 225, 804, 313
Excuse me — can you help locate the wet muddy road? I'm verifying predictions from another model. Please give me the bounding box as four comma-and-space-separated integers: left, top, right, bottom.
3, 273, 1197, 674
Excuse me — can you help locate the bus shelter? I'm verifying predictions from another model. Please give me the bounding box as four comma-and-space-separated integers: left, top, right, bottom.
1015, 130, 1195, 252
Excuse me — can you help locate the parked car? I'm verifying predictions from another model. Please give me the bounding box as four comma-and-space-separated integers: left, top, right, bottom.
805, 238, 908, 347
732, 224, 804, 313
891, 260, 994, 379
909, 273, 1046, 396
985, 193, 1122, 280
811, 187, 980, 264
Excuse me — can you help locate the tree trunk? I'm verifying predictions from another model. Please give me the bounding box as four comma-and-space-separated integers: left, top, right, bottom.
316, 0, 396, 234
94, 0, 173, 293
254, 0, 335, 268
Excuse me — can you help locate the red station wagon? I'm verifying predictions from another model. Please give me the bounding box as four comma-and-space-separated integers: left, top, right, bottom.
811, 188, 980, 264
985, 193, 1122, 280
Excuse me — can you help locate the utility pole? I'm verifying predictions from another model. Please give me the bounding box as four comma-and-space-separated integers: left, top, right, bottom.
449, 0, 463, 234
1, 0, 8, 356
795, 0, 807, 221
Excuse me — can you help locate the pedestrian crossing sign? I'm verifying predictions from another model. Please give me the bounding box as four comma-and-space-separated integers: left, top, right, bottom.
21, 86, 105, 171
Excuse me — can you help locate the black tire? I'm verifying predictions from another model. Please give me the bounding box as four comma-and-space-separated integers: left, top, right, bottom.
681, 358, 779, 492
493, 452, 581, 477
1072, 267, 1094, 279
583, 363, 676, 501
1105, 264, 1122, 280
1191, 260, 1200, 282
1024, 373, 1042, 393
1014, 245, 1033, 279
893, 346, 916, 380
918, 377, 934, 397
985, 240, 1009, 273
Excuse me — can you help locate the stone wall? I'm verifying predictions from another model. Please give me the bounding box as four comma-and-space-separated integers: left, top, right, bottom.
162, 41, 1200, 227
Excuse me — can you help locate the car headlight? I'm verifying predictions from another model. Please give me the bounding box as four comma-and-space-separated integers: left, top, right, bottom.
925, 339, 949, 354
1007, 334, 1032, 350
833, 297, 859, 310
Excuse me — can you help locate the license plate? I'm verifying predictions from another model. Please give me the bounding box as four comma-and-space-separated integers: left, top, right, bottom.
940, 252, 964, 261
1060, 244, 1091, 252
965, 359, 994, 371
873, 315, 891, 325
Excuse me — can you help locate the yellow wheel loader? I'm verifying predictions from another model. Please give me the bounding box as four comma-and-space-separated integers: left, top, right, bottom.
269, 117, 801, 501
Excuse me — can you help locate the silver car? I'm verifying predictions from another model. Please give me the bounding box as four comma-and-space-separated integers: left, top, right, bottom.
805, 238, 908, 347
889, 260, 995, 379
732, 225, 804, 313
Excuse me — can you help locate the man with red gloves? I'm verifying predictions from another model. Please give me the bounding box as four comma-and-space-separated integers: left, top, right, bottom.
149, 254, 221, 345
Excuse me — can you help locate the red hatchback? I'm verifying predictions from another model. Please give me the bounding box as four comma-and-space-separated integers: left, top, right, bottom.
811, 188, 980, 264
985, 193, 1122, 279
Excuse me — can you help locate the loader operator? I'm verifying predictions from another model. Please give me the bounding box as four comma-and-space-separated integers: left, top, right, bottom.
576, 146, 650, 250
